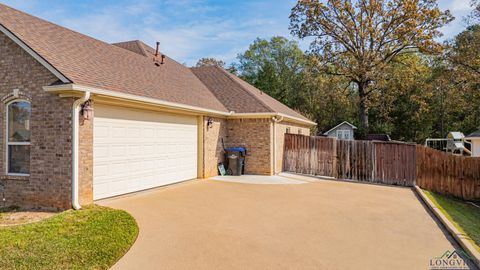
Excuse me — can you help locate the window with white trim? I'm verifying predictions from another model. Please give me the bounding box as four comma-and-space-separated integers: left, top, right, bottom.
6, 100, 31, 175
336, 129, 351, 140
336, 130, 344, 139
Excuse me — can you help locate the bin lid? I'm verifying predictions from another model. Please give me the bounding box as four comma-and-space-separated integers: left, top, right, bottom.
224, 147, 247, 153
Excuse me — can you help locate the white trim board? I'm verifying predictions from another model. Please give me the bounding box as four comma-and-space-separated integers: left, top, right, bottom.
44, 83, 232, 117
43, 84, 318, 126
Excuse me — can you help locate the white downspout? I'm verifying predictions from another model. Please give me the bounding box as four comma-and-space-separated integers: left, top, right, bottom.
72, 92, 90, 210
271, 115, 284, 175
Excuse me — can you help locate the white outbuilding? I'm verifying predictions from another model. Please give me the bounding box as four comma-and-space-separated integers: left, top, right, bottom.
324, 121, 357, 140
466, 130, 480, 157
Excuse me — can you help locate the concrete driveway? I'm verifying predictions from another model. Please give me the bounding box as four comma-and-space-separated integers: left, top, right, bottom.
100, 177, 464, 270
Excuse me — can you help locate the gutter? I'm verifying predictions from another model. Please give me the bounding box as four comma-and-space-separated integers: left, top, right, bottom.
44, 84, 232, 117
227, 113, 316, 126
71, 91, 90, 210
43, 84, 316, 126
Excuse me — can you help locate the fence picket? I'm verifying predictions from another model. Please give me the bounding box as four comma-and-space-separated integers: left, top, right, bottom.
283, 134, 416, 186
415, 146, 480, 200
283, 134, 480, 200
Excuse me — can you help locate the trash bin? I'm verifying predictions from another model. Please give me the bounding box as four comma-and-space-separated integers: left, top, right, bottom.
224, 147, 246, 175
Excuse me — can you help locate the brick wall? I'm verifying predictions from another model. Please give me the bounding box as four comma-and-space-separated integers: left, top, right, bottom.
202, 118, 313, 177
226, 118, 273, 175
78, 101, 93, 205
202, 117, 227, 178
274, 121, 311, 174
0, 32, 74, 210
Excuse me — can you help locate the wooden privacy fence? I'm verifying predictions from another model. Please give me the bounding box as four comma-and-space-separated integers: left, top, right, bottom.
283, 134, 416, 186
416, 146, 480, 201
283, 134, 480, 200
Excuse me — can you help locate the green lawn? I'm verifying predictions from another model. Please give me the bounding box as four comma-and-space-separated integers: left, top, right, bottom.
0, 205, 138, 270
424, 190, 480, 252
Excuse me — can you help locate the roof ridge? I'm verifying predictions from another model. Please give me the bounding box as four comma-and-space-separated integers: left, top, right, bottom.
187, 66, 229, 112
135, 40, 148, 56
111, 40, 149, 57
191, 66, 313, 123
214, 66, 275, 113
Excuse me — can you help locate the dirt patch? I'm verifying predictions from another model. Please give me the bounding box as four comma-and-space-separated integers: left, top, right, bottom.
0, 208, 57, 226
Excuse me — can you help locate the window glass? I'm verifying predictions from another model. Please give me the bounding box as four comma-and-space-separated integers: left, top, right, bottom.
8, 145, 30, 174
336, 130, 343, 139
8, 101, 31, 142
7, 101, 31, 174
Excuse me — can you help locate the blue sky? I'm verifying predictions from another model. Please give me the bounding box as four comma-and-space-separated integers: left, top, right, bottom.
1, 0, 475, 66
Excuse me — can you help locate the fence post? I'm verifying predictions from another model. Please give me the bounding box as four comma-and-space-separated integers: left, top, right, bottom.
372, 142, 376, 183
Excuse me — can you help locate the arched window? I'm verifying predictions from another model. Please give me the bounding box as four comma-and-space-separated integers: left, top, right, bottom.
6, 100, 31, 175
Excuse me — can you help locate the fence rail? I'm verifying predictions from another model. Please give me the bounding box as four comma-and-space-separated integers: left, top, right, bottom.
283, 134, 416, 187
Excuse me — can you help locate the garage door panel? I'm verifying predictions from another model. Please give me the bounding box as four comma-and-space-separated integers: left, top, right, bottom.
93, 104, 198, 200
94, 164, 109, 178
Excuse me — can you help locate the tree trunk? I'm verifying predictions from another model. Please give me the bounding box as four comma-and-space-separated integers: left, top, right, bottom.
357, 81, 369, 135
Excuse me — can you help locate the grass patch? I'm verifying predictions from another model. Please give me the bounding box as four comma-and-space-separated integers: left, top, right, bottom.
0, 205, 138, 270
423, 190, 480, 253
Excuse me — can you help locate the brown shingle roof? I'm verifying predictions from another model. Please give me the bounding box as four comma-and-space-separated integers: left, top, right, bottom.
191, 66, 311, 121
0, 3, 227, 112
0, 3, 313, 124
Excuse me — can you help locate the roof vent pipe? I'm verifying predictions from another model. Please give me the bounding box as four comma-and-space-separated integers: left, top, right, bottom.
155, 41, 160, 57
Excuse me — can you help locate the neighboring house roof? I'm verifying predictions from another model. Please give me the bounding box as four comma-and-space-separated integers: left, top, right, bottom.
365, 134, 391, 141
191, 66, 311, 121
466, 130, 480, 138
323, 121, 357, 135
0, 3, 227, 112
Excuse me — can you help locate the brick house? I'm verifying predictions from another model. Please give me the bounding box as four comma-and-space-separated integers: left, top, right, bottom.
0, 4, 315, 210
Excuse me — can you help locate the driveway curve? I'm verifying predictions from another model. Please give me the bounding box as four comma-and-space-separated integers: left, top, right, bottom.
100, 178, 464, 270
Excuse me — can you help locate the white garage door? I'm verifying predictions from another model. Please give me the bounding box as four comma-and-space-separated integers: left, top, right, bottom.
93, 104, 198, 200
